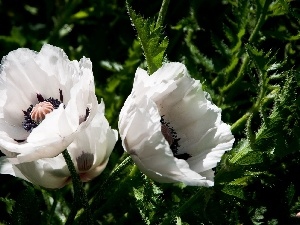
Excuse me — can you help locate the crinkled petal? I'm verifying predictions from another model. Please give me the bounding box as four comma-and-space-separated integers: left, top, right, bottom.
187, 123, 235, 172
119, 62, 235, 186
0, 44, 98, 163
120, 94, 213, 186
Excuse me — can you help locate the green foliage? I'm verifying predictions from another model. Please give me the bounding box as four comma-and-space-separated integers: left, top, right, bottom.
132, 178, 163, 224
127, 3, 168, 74
1, 0, 300, 224
215, 70, 300, 223
11, 187, 41, 225
0, 197, 15, 214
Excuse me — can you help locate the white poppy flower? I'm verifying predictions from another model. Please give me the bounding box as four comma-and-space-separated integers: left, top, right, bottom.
118, 62, 235, 186
0, 44, 98, 163
0, 101, 118, 189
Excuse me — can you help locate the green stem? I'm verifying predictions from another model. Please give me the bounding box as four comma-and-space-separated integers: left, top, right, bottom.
110, 155, 132, 177
90, 161, 139, 218
156, 0, 170, 28
248, 0, 271, 44
221, 56, 249, 94
128, 164, 138, 177
62, 150, 93, 225
221, 0, 271, 94
230, 111, 252, 134
230, 83, 276, 134
74, 155, 133, 223
64, 204, 78, 225
48, 191, 58, 222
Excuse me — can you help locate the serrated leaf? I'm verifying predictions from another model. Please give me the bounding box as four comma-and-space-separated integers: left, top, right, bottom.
236, 151, 264, 165
229, 176, 252, 186
127, 3, 168, 74
246, 44, 272, 73
229, 140, 253, 165
254, 70, 300, 158
222, 184, 246, 200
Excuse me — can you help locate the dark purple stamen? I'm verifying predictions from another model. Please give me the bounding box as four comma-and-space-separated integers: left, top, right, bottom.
160, 116, 191, 160
14, 139, 26, 143
59, 89, 63, 102
176, 153, 192, 160
79, 108, 90, 124
46, 97, 61, 108
84, 108, 90, 121
37, 93, 44, 102
22, 106, 38, 132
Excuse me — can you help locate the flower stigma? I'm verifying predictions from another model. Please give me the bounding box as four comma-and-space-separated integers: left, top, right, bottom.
30, 101, 54, 123
22, 91, 63, 132
160, 116, 191, 160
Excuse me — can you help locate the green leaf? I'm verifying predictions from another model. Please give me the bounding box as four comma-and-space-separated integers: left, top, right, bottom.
255, 70, 300, 157
0, 27, 27, 47
127, 3, 168, 74
246, 44, 277, 75
132, 177, 163, 225
229, 139, 264, 166
0, 197, 15, 214
222, 184, 246, 200
251, 206, 267, 225
236, 151, 264, 166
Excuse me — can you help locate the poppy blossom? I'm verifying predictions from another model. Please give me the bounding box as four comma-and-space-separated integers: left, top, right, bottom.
0, 101, 118, 188
0, 44, 98, 163
118, 62, 234, 186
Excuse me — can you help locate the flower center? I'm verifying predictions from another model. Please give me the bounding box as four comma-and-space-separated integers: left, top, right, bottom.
22, 90, 63, 132
79, 108, 90, 125
76, 152, 94, 172
160, 116, 191, 160
21, 89, 90, 136
30, 101, 54, 123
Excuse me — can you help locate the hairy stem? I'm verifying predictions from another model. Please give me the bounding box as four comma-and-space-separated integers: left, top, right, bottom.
221, 0, 271, 94
62, 150, 93, 225
91, 161, 139, 218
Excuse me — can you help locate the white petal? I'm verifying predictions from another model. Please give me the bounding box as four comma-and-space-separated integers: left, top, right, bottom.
0, 44, 99, 163
80, 158, 109, 182
0, 157, 30, 182
67, 101, 117, 179
35, 44, 80, 100
0, 119, 28, 141
187, 123, 235, 172
119, 62, 235, 186
120, 94, 212, 186
0, 156, 70, 189
129, 132, 213, 186
91, 101, 118, 166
